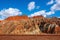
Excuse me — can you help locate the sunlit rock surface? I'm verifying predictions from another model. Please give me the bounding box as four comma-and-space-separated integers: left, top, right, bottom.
0, 15, 60, 35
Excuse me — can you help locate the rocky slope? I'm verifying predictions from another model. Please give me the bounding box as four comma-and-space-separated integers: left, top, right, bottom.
0, 15, 60, 35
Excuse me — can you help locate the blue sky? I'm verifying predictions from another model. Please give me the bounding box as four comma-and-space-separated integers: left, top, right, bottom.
0, 0, 60, 20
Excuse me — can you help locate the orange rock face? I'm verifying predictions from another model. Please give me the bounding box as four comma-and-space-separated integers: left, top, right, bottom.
32, 15, 44, 18
5, 16, 29, 21
0, 20, 2, 22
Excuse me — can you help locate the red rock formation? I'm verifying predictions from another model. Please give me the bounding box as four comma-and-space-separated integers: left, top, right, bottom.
5, 16, 29, 21
0, 20, 2, 22
0, 15, 60, 34
32, 15, 44, 18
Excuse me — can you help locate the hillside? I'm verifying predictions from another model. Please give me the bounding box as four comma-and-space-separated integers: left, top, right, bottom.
0, 15, 60, 35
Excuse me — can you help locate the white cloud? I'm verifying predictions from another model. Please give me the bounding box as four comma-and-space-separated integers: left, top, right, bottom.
55, 0, 60, 4
0, 8, 22, 20
28, 10, 54, 17
28, 10, 46, 17
28, 1, 35, 11
47, 0, 54, 5
51, 0, 60, 11
47, 0, 60, 12
46, 11, 55, 15
51, 4, 60, 11
58, 17, 60, 18
46, 0, 60, 17
28, 0, 60, 18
